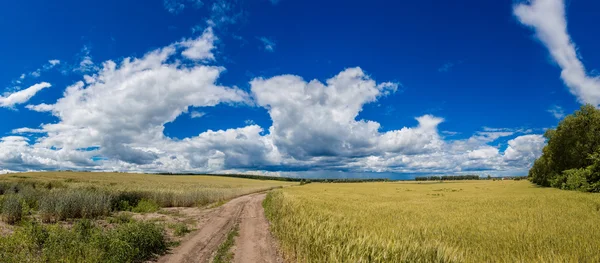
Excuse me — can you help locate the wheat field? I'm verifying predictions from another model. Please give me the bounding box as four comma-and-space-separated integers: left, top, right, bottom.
264, 180, 600, 262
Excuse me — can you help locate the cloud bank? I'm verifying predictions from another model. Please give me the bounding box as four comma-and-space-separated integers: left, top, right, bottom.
1, 27, 546, 177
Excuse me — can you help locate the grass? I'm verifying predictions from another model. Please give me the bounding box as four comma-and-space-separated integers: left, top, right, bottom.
168, 222, 192, 237
212, 224, 239, 263
264, 180, 600, 262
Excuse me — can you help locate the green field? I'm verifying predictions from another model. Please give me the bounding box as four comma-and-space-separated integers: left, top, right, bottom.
264, 180, 600, 262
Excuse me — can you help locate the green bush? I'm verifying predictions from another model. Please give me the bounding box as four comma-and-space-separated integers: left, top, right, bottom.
2, 195, 23, 225
0, 220, 168, 263
107, 221, 168, 262
131, 199, 159, 213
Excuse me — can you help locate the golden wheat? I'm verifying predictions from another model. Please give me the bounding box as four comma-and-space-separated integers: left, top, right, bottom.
264, 180, 600, 262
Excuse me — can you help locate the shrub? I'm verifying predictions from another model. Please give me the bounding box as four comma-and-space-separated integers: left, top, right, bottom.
2, 195, 23, 224
106, 221, 168, 262
107, 213, 134, 224
132, 199, 160, 213
0, 220, 168, 263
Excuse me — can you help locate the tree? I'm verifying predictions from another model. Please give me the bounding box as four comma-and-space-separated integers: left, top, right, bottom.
529, 105, 600, 192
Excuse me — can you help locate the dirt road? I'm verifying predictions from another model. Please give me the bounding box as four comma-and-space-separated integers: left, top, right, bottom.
157, 193, 283, 263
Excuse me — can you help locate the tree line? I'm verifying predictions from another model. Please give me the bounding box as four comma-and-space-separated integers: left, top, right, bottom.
415, 175, 480, 181
155, 173, 389, 183
529, 105, 600, 192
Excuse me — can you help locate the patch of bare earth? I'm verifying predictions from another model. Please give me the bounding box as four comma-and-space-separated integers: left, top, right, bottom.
155, 193, 282, 263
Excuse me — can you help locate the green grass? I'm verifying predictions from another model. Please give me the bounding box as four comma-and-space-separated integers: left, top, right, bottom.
264, 180, 600, 262
168, 222, 192, 237
212, 225, 239, 263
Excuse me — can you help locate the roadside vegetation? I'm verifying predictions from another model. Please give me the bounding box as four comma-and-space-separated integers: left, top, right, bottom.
0, 172, 294, 262
529, 104, 600, 192
264, 180, 600, 262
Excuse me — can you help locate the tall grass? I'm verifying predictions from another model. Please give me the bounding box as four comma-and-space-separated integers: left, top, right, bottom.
1, 195, 23, 225
264, 181, 600, 262
39, 189, 112, 222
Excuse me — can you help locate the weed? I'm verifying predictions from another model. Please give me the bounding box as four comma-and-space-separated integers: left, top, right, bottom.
213, 225, 239, 263
169, 222, 191, 237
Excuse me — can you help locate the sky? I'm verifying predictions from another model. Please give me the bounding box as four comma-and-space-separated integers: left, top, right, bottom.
0, 0, 599, 178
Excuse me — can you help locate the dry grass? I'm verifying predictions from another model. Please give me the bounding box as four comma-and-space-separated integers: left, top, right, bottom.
264, 180, 600, 262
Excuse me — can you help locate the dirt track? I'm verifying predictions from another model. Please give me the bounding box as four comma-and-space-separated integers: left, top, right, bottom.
157, 193, 283, 263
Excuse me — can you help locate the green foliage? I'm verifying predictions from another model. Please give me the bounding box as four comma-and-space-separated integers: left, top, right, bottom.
131, 199, 160, 213
2, 195, 23, 224
0, 220, 167, 263
529, 104, 600, 192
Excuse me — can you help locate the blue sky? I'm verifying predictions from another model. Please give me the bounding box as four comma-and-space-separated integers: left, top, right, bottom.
0, 0, 598, 178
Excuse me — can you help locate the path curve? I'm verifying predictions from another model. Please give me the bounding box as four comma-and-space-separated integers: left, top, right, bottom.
156, 193, 282, 263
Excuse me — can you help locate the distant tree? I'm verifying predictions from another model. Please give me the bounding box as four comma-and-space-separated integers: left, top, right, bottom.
529, 104, 600, 192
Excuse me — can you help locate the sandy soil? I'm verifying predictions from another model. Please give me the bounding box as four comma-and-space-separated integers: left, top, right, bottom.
156, 193, 282, 263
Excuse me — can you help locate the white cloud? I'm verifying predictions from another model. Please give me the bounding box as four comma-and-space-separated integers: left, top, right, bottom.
547, 105, 565, 119
180, 27, 216, 61
503, 134, 546, 165
25, 103, 54, 112
12, 128, 46, 134
514, 0, 600, 105
74, 46, 99, 73
0, 82, 51, 108
251, 67, 400, 159
258, 37, 276, 52
190, 111, 206, 118
48, 60, 61, 66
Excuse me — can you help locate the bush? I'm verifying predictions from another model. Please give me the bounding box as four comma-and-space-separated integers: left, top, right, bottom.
107, 221, 168, 262
0, 220, 168, 263
2, 195, 23, 224
131, 199, 160, 213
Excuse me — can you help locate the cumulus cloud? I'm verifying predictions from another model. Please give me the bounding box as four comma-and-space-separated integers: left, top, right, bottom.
503, 134, 546, 165
514, 0, 600, 105
0, 82, 51, 108
251, 68, 400, 159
